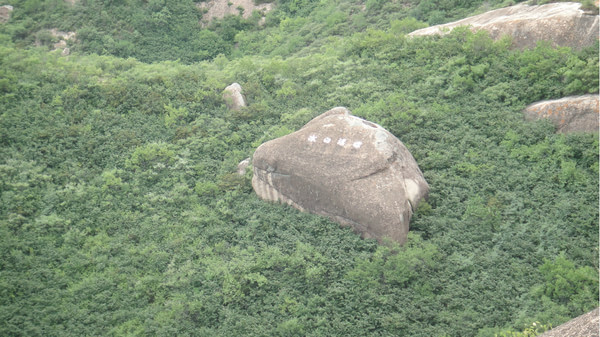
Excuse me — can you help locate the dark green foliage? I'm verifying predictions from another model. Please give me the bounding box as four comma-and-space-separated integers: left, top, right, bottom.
537, 254, 598, 308
4, 0, 228, 63
0, 1, 598, 336
1, 0, 538, 63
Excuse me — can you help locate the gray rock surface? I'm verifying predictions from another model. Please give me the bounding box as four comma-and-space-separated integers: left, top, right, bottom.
252, 107, 429, 244
0, 5, 13, 23
524, 94, 599, 133
408, 2, 599, 49
539, 307, 599, 337
237, 158, 251, 176
223, 83, 246, 111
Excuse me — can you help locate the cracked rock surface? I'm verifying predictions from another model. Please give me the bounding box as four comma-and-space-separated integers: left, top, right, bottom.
252, 107, 429, 244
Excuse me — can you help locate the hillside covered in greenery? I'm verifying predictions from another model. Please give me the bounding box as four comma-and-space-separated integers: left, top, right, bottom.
0, 0, 598, 336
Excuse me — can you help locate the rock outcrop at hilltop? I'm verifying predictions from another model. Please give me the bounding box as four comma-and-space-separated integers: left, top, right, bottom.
524, 94, 599, 133
409, 2, 599, 49
539, 307, 599, 337
252, 107, 429, 244
196, 0, 274, 26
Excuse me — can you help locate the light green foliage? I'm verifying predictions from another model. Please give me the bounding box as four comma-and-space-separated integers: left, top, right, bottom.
281, 108, 315, 129
488, 321, 551, 337
536, 254, 598, 309
560, 51, 600, 94
581, 0, 600, 13
0, 1, 598, 336
163, 104, 189, 128
197, 30, 230, 61
346, 233, 440, 288
390, 17, 428, 35
127, 142, 176, 171
101, 169, 124, 191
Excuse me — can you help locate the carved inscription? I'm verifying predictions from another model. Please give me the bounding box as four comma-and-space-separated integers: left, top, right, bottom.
307, 134, 363, 149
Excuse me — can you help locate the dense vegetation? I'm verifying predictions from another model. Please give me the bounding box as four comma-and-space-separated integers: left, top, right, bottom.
1, 0, 598, 336
3, 0, 531, 63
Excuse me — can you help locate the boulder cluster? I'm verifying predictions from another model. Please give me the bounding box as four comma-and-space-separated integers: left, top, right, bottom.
409, 2, 599, 133
239, 2, 598, 244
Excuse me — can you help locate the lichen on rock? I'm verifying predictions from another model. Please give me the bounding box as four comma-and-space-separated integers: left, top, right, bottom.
524, 94, 599, 133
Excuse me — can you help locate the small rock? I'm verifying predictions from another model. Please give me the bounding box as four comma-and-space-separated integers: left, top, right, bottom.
223, 83, 246, 111
61, 48, 70, 56
237, 158, 251, 175
524, 94, 599, 133
0, 5, 13, 24
41, 29, 77, 52
54, 40, 67, 50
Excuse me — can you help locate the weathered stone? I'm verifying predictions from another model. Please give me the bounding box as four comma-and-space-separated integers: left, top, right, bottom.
524, 94, 599, 133
223, 83, 246, 111
49, 29, 77, 41
409, 3, 599, 50
539, 307, 599, 337
237, 157, 251, 176
252, 107, 429, 244
36, 29, 77, 52
0, 5, 13, 24
197, 0, 274, 27
54, 40, 68, 50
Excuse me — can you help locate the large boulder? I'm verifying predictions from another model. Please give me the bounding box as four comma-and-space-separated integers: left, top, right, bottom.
223, 83, 246, 111
538, 307, 599, 337
252, 107, 429, 244
524, 94, 599, 133
408, 2, 599, 50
